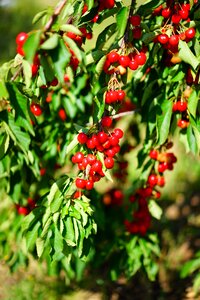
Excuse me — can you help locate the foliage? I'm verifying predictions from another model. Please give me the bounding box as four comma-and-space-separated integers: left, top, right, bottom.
0, 0, 200, 293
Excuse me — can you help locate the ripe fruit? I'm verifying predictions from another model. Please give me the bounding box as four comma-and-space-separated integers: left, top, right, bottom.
75, 178, 86, 189
119, 55, 131, 68
169, 35, 179, 46
77, 132, 88, 144
185, 27, 196, 39
157, 34, 169, 44
147, 174, 158, 186
101, 116, 113, 127
135, 52, 146, 66
107, 51, 120, 63
85, 180, 94, 190
30, 103, 43, 116
130, 15, 141, 26
161, 8, 171, 18
58, 108, 67, 121
113, 128, 124, 139
16, 32, 28, 46
149, 149, 158, 160
104, 157, 114, 169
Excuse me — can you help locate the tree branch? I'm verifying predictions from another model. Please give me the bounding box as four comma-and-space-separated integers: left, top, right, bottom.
44, 0, 68, 32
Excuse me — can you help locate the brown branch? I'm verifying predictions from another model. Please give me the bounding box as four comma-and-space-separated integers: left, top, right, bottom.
44, 0, 68, 32
11, 65, 23, 82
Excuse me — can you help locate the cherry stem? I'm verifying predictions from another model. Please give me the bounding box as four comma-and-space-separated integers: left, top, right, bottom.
44, 0, 68, 32
111, 109, 139, 119
11, 65, 23, 81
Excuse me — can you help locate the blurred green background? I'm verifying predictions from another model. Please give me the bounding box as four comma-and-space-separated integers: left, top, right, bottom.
0, 1, 200, 299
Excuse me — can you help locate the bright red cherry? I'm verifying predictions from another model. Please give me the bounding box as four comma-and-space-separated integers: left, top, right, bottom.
16, 32, 28, 46
169, 35, 179, 46
58, 108, 67, 121
113, 128, 124, 139
179, 9, 189, 19
185, 27, 196, 39
119, 55, 131, 68
147, 174, 158, 186
78, 132, 88, 144
171, 14, 181, 24
101, 116, 113, 127
135, 52, 146, 66
129, 15, 141, 26
149, 149, 158, 160
85, 180, 94, 190
161, 8, 171, 18
129, 60, 138, 70
75, 178, 86, 189
117, 89, 126, 101
157, 34, 169, 44
177, 101, 187, 112
30, 103, 42, 116
107, 51, 120, 63
104, 157, 114, 169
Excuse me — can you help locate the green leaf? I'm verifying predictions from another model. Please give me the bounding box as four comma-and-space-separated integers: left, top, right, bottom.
54, 227, 64, 253
23, 30, 42, 63
156, 99, 173, 145
50, 196, 63, 214
0, 133, 10, 160
51, 38, 71, 83
180, 257, 200, 278
26, 221, 40, 251
60, 24, 82, 36
32, 10, 48, 25
63, 35, 82, 62
116, 7, 129, 38
36, 237, 45, 258
66, 135, 79, 155
179, 40, 199, 70
22, 60, 32, 88
96, 23, 116, 49
188, 90, 198, 117
65, 216, 76, 246
148, 200, 163, 220
187, 124, 198, 154
41, 34, 59, 50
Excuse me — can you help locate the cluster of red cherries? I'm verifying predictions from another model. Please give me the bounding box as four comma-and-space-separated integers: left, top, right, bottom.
172, 99, 189, 129
15, 197, 36, 216
72, 117, 124, 191
82, 0, 116, 23
103, 49, 147, 75
125, 146, 177, 235
155, 2, 196, 53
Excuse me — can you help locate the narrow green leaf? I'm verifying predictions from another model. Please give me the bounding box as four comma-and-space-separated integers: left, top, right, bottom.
40, 34, 59, 50
188, 90, 198, 117
0, 133, 10, 160
54, 227, 64, 253
65, 216, 76, 246
36, 237, 45, 258
187, 124, 198, 154
60, 24, 82, 36
63, 35, 82, 62
179, 40, 199, 70
23, 30, 42, 63
32, 10, 48, 24
116, 7, 129, 38
96, 23, 116, 49
156, 99, 173, 145
66, 135, 79, 155
148, 200, 163, 220
26, 221, 40, 251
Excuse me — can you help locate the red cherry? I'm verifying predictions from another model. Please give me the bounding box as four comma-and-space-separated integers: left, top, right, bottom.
177, 101, 187, 112
17, 45, 25, 56
177, 119, 189, 128
129, 15, 141, 26
119, 55, 131, 68
157, 176, 165, 187
31, 64, 39, 76
129, 59, 138, 70
107, 51, 120, 63
91, 160, 103, 173
16, 32, 28, 46
85, 180, 94, 190
104, 157, 114, 169
113, 128, 124, 139
161, 8, 171, 18
179, 9, 189, 19
40, 167, 46, 176
101, 116, 113, 127
117, 90, 126, 101
87, 154, 96, 165
67, 32, 77, 40
132, 27, 142, 39
72, 151, 84, 163
30, 103, 42, 116
92, 14, 99, 23
185, 28, 196, 39
50, 78, 58, 86
149, 149, 158, 160
172, 102, 179, 112
77, 132, 88, 144
58, 108, 67, 121
135, 52, 146, 66
109, 135, 119, 146
182, 4, 190, 11
86, 138, 95, 149
157, 34, 169, 44
98, 131, 108, 144
17, 206, 29, 215
147, 174, 158, 187
75, 178, 86, 189
169, 35, 179, 46
171, 14, 181, 24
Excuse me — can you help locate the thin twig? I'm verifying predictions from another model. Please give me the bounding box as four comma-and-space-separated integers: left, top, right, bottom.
112, 109, 139, 119
11, 65, 23, 82
44, 0, 68, 32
